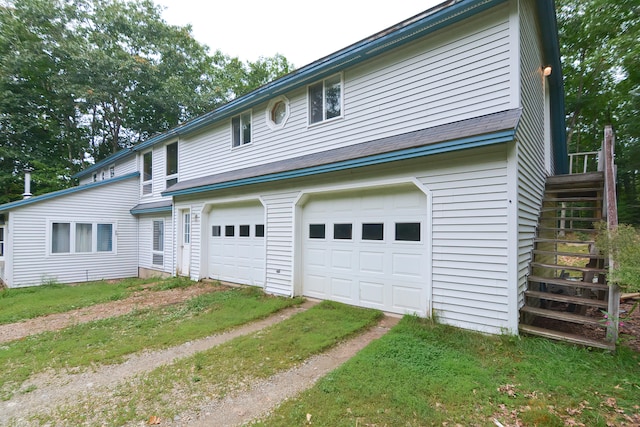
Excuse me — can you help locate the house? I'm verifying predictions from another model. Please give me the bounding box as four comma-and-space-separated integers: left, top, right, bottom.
0, 0, 567, 336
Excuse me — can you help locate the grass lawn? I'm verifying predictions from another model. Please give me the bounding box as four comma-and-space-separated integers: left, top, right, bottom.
0, 286, 302, 400
37, 301, 383, 426
258, 316, 640, 426
0, 276, 180, 324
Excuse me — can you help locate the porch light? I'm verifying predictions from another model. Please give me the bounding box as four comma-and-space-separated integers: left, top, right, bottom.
543, 66, 552, 77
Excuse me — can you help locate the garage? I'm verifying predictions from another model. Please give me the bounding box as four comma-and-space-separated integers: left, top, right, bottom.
301, 185, 429, 316
208, 200, 265, 286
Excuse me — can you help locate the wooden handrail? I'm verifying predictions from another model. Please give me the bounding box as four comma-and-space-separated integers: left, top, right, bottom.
569, 151, 600, 174
602, 125, 620, 344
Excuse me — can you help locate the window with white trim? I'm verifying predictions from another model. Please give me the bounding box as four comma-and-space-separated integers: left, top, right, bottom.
142, 151, 153, 195
231, 111, 252, 147
50, 221, 115, 254
152, 220, 164, 266
166, 142, 178, 188
308, 74, 342, 124
109, 165, 115, 178
0, 226, 5, 257
266, 96, 290, 130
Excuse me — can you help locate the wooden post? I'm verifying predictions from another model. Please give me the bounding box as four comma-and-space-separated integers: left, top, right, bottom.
603, 125, 620, 345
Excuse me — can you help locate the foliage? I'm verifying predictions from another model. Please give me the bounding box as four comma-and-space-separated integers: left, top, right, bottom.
257, 317, 640, 426
595, 222, 640, 292
0, 0, 293, 203
557, 0, 640, 224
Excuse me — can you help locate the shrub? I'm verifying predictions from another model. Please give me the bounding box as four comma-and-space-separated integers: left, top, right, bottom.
595, 222, 640, 293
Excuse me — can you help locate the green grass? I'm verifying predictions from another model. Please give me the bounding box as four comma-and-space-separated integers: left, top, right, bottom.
0, 277, 161, 324
41, 301, 382, 426
257, 316, 640, 426
0, 286, 302, 400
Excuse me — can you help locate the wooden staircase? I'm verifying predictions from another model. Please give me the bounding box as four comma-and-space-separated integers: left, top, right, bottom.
519, 172, 615, 350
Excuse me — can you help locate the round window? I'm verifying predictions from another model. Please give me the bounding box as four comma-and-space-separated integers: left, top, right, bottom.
271, 100, 287, 125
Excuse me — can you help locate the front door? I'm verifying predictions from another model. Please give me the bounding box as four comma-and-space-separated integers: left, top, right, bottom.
179, 210, 191, 276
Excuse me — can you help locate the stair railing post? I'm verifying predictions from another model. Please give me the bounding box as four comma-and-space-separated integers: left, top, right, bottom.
603, 125, 620, 345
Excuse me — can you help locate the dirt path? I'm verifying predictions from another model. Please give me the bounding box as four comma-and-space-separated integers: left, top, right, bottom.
3, 300, 398, 427
0, 282, 221, 344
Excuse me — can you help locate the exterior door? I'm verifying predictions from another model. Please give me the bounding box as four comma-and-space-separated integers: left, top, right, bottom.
179, 210, 191, 276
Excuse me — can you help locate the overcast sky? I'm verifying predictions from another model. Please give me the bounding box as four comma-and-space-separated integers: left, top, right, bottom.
157, 0, 443, 68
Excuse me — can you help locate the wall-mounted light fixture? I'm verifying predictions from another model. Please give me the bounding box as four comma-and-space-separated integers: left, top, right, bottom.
543, 66, 552, 77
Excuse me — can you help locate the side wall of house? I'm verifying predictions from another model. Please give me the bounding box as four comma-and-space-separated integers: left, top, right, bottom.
8, 177, 139, 287
177, 4, 513, 184
516, 0, 547, 308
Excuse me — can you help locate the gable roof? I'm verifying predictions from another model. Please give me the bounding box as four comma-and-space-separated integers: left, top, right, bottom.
164, 109, 521, 197
0, 172, 140, 213
78, 0, 566, 179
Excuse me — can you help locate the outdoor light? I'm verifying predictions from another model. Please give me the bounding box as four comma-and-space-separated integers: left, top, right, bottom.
543, 66, 552, 76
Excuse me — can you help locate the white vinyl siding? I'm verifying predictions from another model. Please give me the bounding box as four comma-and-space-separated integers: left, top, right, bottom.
6, 176, 139, 287
177, 5, 513, 183
516, 0, 547, 309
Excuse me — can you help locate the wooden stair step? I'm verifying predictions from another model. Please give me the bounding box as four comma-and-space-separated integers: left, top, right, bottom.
521, 306, 605, 327
528, 275, 609, 291
534, 238, 595, 245
536, 227, 596, 233
533, 249, 603, 259
543, 197, 602, 202
525, 290, 608, 309
518, 324, 614, 350
545, 172, 604, 185
540, 206, 600, 212
546, 187, 603, 194
539, 217, 601, 222
530, 262, 606, 274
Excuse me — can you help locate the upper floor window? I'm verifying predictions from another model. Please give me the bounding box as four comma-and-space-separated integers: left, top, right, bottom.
166, 142, 178, 188
142, 151, 153, 195
109, 166, 115, 178
266, 96, 290, 130
232, 111, 252, 147
308, 74, 342, 125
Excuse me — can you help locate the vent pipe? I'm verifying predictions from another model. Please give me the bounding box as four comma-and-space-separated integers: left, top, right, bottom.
23, 167, 33, 199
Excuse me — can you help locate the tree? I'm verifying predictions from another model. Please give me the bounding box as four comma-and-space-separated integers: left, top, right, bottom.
556, 0, 640, 224
0, 0, 293, 203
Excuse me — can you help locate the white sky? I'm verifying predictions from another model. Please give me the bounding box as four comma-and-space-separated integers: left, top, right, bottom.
157, 0, 443, 68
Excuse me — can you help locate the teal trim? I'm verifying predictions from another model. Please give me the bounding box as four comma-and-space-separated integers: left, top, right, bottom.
130, 206, 172, 215
164, 130, 515, 197
538, 0, 567, 174
0, 172, 140, 212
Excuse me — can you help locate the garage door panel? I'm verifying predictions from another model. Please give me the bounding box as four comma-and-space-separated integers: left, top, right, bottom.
392, 253, 423, 277
302, 186, 429, 316
331, 250, 352, 270
359, 251, 384, 274
393, 285, 423, 312
360, 281, 385, 306
330, 277, 353, 300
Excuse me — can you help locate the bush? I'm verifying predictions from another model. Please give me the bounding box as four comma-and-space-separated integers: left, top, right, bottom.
595, 222, 640, 292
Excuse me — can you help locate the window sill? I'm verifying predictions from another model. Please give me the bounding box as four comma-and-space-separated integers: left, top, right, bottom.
307, 115, 344, 129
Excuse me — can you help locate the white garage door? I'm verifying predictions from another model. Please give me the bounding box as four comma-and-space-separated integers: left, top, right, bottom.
208, 201, 265, 286
302, 186, 429, 316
